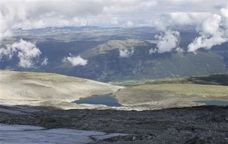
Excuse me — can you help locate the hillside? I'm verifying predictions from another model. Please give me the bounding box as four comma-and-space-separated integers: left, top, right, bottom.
55, 39, 228, 81
0, 70, 227, 110
113, 75, 228, 109
1, 27, 228, 82
0, 70, 121, 109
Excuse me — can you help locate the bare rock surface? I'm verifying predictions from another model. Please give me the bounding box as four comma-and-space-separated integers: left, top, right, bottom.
0, 105, 227, 144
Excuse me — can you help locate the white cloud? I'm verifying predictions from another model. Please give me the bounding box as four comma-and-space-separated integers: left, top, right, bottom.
154, 30, 180, 53
119, 47, 134, 58
151, 5, 227, 53
200, 14, 221, 35
221, 8, 228, 18
125, 21, 134, 27
0, 39, 41, 68
188, 34, 226, 52
220, 8, 228, 35
188, 11, 228, 52
63, 55, 88, 66
152, 11, 226, 54
41, 57, 48, 66
169, 12, 211, 26
0, 0, 226, 33
0, 0, 157, 32
149, 48, 157, 54
0, 0, 227, 55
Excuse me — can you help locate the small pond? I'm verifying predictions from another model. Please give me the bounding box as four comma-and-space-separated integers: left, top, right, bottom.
195, 100, 228, 106
74, 94, 121, 107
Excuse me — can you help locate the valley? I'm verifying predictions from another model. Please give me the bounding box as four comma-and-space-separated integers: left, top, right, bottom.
1, 1, 228, 143
1, 27, 228, 81
0, 65, 228, 144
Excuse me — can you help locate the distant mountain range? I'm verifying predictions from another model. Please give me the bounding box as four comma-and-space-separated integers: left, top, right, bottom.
1, 27, 228, 81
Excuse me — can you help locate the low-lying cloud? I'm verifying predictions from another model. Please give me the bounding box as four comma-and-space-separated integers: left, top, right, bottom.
63, 55, 88, 66
152, 7, 228, 53
0, 39, 42, 68
188, 9, 228, 52
153, 30, 180, 53
119, 47, 134, 58
41, 57, 48, 66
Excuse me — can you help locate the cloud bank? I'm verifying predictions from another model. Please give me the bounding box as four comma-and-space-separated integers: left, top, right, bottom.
0, 0, 227, 55
0, 0, 226, 31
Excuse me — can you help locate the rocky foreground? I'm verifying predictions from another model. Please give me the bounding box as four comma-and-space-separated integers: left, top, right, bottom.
0, 105, 228, 144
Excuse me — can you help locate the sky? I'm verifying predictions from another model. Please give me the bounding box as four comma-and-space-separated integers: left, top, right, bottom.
0, 0, 228, 68
0, 0, 227, 30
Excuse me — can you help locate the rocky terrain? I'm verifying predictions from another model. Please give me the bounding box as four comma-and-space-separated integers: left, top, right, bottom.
0, 105, 227, 144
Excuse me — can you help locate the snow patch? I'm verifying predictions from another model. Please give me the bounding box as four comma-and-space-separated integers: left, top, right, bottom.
0, 124, 126, 144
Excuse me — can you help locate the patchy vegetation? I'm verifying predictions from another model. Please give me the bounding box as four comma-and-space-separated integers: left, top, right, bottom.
114, 74, 228, 109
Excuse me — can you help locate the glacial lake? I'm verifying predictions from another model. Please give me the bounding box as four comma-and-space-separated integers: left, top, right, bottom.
74, 94, 121, 107
195, 100, 228, 106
